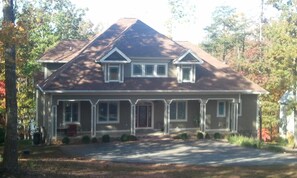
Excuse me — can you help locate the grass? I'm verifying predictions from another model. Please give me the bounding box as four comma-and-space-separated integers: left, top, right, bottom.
0, 139, 297, 177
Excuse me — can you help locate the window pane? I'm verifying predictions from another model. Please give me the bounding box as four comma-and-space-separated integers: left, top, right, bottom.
157, 65, 166, 76
133, 64, 142, 75
145, 65, 154, 76
109, 102, 118, 121
99, 103, 108, 121
177, 102, 186, 120
219, 102, 225, 116
65, 102, 71, 122
170, 102, 177, 120
72, 103, 79, 122
109, 66, 119, 81
182, 68, 191, 81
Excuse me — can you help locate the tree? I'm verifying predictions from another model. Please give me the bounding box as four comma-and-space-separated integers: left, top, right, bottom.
2, 0, 18, 172
202, 6, 251, 63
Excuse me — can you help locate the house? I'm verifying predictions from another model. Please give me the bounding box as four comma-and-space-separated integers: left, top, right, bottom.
279, 90, 296, 137
36, 18, 267, 140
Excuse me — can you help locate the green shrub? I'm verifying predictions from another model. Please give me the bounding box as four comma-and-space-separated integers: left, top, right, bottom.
120, 134, 129, 142
197, 132, 204, 139
91, 137, 98, 143
205, 133, 210, 139
276, 137, 288, 146
102, 134, 110, 143
0, 127, 5, 144
214, 133, 222, 139
128, 135, 137, 141
227, 135, 259, 148
174, 133, 189, 140
81, 135, 91, 144
62, 137, 70, 144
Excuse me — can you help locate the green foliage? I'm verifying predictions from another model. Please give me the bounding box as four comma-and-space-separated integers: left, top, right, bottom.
62, 137, 70, 144
120, 134, 129, 142
91, 137, 97, 143
101, 134, 110, 143
227, 135, 259, 148
287, 132, 295, 147
81, 135, 90, 144
0, 127, 5, 144
204, 133, 210, 139
214, 133, 222, 139
196, 132, 204, 139
174, 133, 189, 140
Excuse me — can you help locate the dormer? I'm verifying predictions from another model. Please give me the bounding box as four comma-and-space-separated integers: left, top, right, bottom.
173, 50, 204, 83
97, 48, 131, 83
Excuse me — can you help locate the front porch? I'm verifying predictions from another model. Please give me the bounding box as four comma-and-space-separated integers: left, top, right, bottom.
43, 94, 241, 140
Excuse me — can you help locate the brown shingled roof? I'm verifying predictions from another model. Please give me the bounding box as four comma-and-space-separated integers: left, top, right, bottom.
38, 18, 267, 94
38, 39, 89, 63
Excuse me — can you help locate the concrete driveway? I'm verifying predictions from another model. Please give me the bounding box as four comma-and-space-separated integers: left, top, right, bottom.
60, 140, 297, 166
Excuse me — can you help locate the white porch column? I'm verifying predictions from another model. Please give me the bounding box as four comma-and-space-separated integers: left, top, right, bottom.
232, 102, 239, 132
51, 105, 57, 140
200, 100, 207, 132
131, 103, 136, 135
91, 104, 96, 137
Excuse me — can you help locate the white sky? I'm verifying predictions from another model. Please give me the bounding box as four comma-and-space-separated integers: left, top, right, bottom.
70, 0, 272, 44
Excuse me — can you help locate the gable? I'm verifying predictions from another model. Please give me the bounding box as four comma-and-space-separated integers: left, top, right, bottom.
173, 50, 204, 64
98, 48, 131, 63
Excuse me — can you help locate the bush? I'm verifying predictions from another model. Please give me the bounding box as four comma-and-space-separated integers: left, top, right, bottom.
62, 137, 70, 144
120, 134, 129, 142
0, 127, 5, 144
81, 135, 90, 144
204, 133, 210, 139
102, 134, 110, 143
197, 132, 204, 139
174, 133, 189, 140
227, 135, 259, 148
91, 137, 98, 143
214, 133, 222, 139
128, 135, 137, 141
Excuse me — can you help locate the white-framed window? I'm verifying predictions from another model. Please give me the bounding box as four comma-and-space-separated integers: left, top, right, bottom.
64, 101, 80, 123
170, 101, 187, 121
97, 102, 120, 123
217, 101, 226, 117
178, 65, 195, 83
107, 64, 120, 82
132, 63, 167, 77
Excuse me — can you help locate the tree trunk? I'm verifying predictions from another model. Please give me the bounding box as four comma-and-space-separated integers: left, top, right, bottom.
2, 0, 18, 173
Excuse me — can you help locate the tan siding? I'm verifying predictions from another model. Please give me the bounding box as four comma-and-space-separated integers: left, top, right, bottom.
80, 101, 91, 131
205, 100, 229, 130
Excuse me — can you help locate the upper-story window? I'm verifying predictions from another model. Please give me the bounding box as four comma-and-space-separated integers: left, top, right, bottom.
178, 65, 195, 83
105, 64, 123, 83
132, 63, 167, 77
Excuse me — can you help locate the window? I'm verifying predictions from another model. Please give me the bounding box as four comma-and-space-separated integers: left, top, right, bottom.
98, 102, 119, 123
238, 102, 242, 116
170, 101, 187, 121
108, 65, 120, 81
182, 67, 191, 82
217, 101, 226, 117
157, 65, 166, 76
145, 64, 154, 76
64, 101, 79, 123
133, 64, 142, 76
132, 63, 167, 77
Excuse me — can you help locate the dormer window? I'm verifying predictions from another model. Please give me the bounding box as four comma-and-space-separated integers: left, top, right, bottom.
132, 63, 167, 77
108, 65, 120, 82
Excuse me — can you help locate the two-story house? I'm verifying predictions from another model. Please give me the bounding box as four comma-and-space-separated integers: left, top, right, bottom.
36, 18, 267, 140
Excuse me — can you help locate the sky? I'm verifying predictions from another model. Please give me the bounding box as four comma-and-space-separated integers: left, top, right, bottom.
70, 0, 270, 44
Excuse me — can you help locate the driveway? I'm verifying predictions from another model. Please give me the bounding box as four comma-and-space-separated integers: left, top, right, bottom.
60, 140, 297, 166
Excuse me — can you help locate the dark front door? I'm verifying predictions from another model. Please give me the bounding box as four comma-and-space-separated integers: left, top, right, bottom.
136, 102, 152, 128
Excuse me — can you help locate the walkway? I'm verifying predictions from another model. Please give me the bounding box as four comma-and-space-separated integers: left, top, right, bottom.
61, 140, 297, 166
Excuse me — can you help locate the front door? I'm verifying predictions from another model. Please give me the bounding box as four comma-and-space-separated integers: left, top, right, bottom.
136, 102, 152, 128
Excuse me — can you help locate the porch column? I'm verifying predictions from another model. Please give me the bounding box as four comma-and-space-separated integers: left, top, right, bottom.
200, 100, 207, 132
232, 101, 239, 132
164, 100, 171, 135
91, 104, 96, 137
130, 102, 136, 135
51, 105, 57, 140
